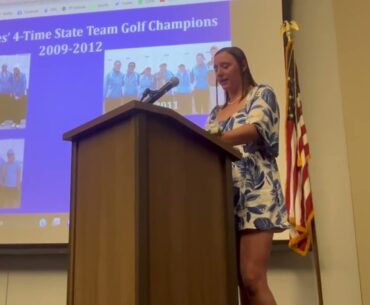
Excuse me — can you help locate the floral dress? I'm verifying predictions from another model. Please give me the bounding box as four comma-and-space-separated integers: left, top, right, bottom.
206, 84, 289, 231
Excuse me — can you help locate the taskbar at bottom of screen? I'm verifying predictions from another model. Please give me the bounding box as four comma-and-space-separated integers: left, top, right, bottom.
0, 213, 69, 244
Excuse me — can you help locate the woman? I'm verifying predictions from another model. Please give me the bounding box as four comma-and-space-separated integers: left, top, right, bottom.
206, 46, 289, 305
104, 60, 124, 113
138, 67, 155, 100
191, 53, 210, 114
175, 64, 193, 115
122, 62, 140, 105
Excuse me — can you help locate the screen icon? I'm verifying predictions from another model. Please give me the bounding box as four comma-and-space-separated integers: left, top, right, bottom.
39, 218, 47, 228
52, 217, 61, 227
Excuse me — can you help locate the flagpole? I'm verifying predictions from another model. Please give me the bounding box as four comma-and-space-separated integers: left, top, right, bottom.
311, 219, 323, 305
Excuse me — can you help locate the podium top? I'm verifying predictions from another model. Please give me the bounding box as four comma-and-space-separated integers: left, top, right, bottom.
63, 100, 241, 161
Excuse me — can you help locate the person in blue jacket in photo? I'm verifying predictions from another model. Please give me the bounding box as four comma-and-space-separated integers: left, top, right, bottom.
104, 60, 124, 113
175, 64, 193, 115
191, 53, 210, 114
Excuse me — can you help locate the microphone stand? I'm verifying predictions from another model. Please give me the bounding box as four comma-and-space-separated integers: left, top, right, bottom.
139, 88, 157, 103
140, 76, 179, 104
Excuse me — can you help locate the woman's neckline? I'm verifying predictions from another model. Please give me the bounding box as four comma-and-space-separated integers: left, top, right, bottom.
215, 85, 259, 123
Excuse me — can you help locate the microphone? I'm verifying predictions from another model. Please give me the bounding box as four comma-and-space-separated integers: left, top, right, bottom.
139, 88, 152, 102
144, 76, 179, 104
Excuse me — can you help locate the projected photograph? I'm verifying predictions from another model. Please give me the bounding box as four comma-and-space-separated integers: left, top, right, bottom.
103, 41, 230, 116
0, 54, 30, 129
0, 139, 24, 209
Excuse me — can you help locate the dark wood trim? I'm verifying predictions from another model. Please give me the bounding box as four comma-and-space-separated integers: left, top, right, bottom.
0, 243, 68, 255
0, 240, 287, 255
66, 142, 78, 305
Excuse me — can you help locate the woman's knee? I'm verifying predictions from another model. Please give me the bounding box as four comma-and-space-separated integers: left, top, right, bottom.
239, 265, 267, 296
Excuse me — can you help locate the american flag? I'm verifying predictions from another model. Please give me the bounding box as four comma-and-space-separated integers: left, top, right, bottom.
283, 22, 314, 256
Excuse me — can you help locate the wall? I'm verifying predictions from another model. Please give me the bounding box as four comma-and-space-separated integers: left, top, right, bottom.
0, 253, 68, 305
331, 0, 370, 304
292, 0, 362, 304
0, 246, 319, 305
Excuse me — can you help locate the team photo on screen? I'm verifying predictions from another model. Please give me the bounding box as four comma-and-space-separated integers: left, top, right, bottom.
103, 42, 229, 115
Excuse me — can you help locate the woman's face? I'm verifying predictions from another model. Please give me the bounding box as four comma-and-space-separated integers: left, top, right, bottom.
214, 51, 242, 93
196, 55, 204, 65
128, 63, 135, 72
113, 61, 121, 72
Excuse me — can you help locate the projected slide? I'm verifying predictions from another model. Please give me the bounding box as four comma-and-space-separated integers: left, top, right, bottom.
0, 0, 230, 242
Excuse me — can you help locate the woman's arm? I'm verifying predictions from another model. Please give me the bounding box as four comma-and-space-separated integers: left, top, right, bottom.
219, 123, 260, 146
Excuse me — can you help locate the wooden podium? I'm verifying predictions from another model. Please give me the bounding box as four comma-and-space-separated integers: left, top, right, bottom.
63, 101, 241, 305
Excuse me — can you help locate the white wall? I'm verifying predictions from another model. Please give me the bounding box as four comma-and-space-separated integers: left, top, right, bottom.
331, 0, 370, 304
269, 247, 318, 305
0, 255, 67, 305
0, 246, 318, 305
0, 272, 7, 305
292, 0, 362, 304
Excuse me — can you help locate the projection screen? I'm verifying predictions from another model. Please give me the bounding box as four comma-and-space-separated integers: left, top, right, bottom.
0, 0, 287, 244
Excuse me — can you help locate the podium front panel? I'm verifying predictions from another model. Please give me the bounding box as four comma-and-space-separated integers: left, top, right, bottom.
145, 116, 238, 305
69, 118, 138, 305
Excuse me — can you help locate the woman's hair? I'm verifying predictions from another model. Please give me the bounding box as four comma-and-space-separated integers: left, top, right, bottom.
214, 46, 257, 107
196, 53, 206, 61
141, 67, 151, 75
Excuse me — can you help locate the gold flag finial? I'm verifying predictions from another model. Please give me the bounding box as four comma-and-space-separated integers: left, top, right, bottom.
281, 20, 300, 41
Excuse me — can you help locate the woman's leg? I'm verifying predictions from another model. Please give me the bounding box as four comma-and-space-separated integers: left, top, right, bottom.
238, 230, 277, 305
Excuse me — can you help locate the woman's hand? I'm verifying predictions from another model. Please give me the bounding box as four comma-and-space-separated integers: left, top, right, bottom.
205, 121, 222, 136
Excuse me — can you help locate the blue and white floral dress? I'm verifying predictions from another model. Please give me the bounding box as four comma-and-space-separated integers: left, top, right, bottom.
206, 84, 289, 231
